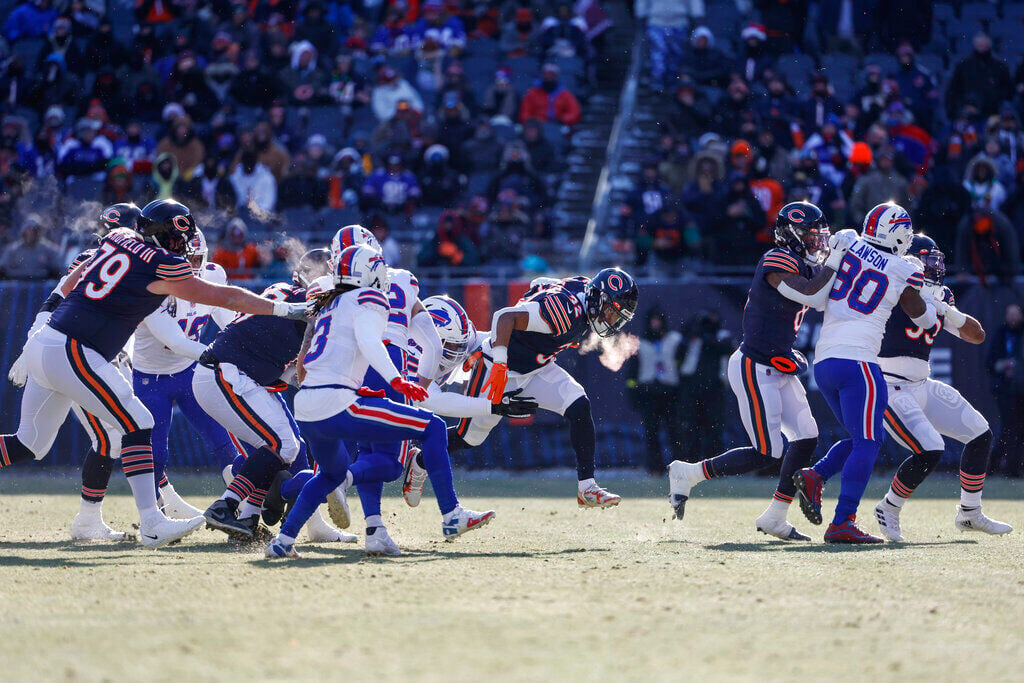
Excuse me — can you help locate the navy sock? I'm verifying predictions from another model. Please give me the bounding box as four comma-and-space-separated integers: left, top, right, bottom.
421, 416, 459, 515
564, 397, 596, 481
775, 438, 817, 499
446, 427, 470, 452
280, 472, 341, 539
960, 430, 992, 500
813, 439, 853, 481
701, 447, 767, 478
834, 438, 880, 525
890, 449, 943, 499
227, 447, 286, 500
0, 435, 36, 468
81, 449, 113, 503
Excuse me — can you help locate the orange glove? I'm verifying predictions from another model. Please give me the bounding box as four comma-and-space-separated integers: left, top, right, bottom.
390, 377, 428, 402
483, 362, 509, 404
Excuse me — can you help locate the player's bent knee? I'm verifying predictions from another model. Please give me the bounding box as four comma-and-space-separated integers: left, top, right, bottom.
564, 396, 591, 422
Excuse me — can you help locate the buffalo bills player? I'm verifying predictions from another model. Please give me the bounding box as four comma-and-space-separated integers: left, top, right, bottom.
0, 198, 310, 548
201, 249, 353, 543
447, 269, 638, 508
668, 202, 839, 541
266, 245, 494, 559
873, 235, 1012, 540
794, 202, 938, 543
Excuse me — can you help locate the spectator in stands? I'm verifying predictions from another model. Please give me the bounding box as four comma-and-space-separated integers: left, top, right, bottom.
57, 117, 112, 181
39, 16, 85, 75
419, 144, 464, 207
145, 152, 178, 200
260, 238, 301, 283
754, 127, 790, 182
437, 92, 474, 156
668, 74, 711, 138
995, 105, 1024, 171
521, 118, 558, 174
328, 146, 365, 206
4, 0, 57, 43
230, 49, 284, 108
955, 209, 1019, 283
166, 51, 218, 122
372, 66, 424, 122
815, 0, 875, 54
156, 115, 204, 180
482, 68, 519, 120
946, 33, 1012, 121
278, 153, 328, 210
791, 149, 845, 224
114, 120, 156, 175
710, 172, 766, 264
407, 0, 466, 55
802, 73, 844, 133
372, 99, 422, 159
626, 307, 683, 474
281, 41, 328, 105
26, 54, 79, 115
500, 7, 540, 58
328, 52, 370, 127
417, 209, 481, 268
481, 190, 529, 263
538, 1, 588, 60
683, 26, 728, 88
802, 115, 852, 187
252, 120, 292, 182
735, 23, 773, 84
682, 150, 724, 235
849, 147, 909, 225
488, 142, 547, 209
650, 202, 695, 270
638, 0, 692, 92
295, 2, 338, 58
102, 163, 133, 205
438, 62, 478, 117
362, 153, 420, 214
520, 63, 581, 126
230, 149, 277, 213
893, 42, 939, 133
711, 76, 752, 139
755, 0, 807, 55
988, 303, 1024, 477
914, 154, 972, 252
84, 18, 127, 73
0, 215, 60, 280
624, 159, 672, 264
0, 57, 31, 111
754, 73, 799, 149
304, 135, 332, 178
17, 125, 56, 179
369, 214, 401, 266
963, 156, 1007, 213
460, 118, 503, 174
193, 155, 238, 210
213, 218, 266, 280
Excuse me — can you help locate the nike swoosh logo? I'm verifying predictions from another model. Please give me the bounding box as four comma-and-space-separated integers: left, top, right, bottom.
143, 534, 158, 540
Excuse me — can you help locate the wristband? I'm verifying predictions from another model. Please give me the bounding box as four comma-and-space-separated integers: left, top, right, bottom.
491, 346, 508, 364
943, 305, 967, 329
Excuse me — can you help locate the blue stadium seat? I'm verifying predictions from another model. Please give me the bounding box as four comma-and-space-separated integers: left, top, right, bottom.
385, 54, 417, 82
466, 38, 501, 61
504, 55, 541, 94
1006, 4, 1024, 22
961, 3, 997, 23
11, 38, 45, 74
280, 206, 318, 233
774, 53, 816, 88
931, 3, 955, 23
863, 53, 899, 77
945, 17, 984, 41
304, 106, 344, 144
317, 206, 362, 234
553, 55, 585, 91
65, 178, 105, 202
819, 54, 857, 96
916, 53, 946, 80
463, 54, 501, 94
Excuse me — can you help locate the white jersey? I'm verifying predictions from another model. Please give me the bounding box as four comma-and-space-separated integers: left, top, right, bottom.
383, 267, 419, 349
294, 286, 400, 422
815, 238, 924, 364
405, 329, 492, 418
132, 263, 231, 375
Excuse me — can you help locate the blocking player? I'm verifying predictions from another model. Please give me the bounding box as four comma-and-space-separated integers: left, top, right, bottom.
444, 269, 638, 507
667, 202, 838, 541
0, 198, 311, 548
266, 245, 494, 559
872, 235, 1012, 540
200, 248, 353, 543
794, 202, 938, 543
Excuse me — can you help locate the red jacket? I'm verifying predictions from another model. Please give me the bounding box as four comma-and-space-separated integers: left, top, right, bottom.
519, 86, 581, 126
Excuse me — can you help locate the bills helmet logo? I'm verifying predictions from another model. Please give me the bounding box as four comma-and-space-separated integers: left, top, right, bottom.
429, 309, 452, 326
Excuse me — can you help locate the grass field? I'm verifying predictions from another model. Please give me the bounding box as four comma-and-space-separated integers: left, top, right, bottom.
0, 472, 1021, 682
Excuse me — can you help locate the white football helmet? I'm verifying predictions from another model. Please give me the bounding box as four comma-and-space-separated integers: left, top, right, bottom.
329, 224, 380, 268
861, 202, 914, 256
334, 244, 390, 293
423, 295, 476, 374
186, 228, 208, 272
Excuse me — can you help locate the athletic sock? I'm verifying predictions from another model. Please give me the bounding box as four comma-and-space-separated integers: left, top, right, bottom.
78, 499, 103, 518
421, 417, 459, 515
365, 514, 382, 528
237, 500, 261, 519
887, 449, 943, 508
224, 447, 285, 503
960, 431, 992, 508
765, 496, 790, 517
81, 448, 113, 504
812, 439, 853, 481
120, 430, 162, 525
833, 438, 881, 525
565, 398, 597, 481
776, 438, 817, 498
701, 447, 766, 479
0, 435, 36, 469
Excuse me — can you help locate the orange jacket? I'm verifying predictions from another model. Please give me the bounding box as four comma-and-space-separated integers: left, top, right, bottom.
519, 86, 581, 126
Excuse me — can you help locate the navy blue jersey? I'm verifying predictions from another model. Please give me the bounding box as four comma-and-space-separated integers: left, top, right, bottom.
206, 282, 307, 386
739, 248, 813, 369
49, 231, 193, 361
879, 286, 953, 361
508, 276, 590, 374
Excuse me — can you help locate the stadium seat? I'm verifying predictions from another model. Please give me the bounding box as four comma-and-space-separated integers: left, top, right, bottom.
961, 3, 997, 23
304, 106, 344, 145
12, 38, 45, 74
280, 206, 318, 233
317, 206, 362, 234
463, 55, 501, 94
553, 55, 585, 91
504, 56, 541, 94
466, 38, 501, 61
863, 53, 899, 77
774, 53, 816, 88
385, 54, 418, 82
64, 178, 105, 202
916, 53, 946, 79
1005, 4, 1024, 22
931, 3, 955, 23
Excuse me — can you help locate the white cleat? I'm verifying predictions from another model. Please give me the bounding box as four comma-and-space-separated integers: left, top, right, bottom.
955, 506, 1013, 535
365, 526, 402, 556
138, 515, 204, 549
874, 499, 905, 542
577, 483, 622, 508
326, 484, 351, 529
304, 508, 358, 543
71, 513, 130, 542
160, 488, 204, 520
402, 448, 427, 508
754, 510, 811, 541
266, 536, 300, 559
442, 506, 495, 540
667, 460, 700, 520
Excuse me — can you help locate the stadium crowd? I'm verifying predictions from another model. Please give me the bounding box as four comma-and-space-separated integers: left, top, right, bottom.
619, 0, 1024, 282
0, 0, 611, 278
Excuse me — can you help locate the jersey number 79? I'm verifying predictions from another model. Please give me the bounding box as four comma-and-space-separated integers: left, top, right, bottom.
79, 242, 131, 300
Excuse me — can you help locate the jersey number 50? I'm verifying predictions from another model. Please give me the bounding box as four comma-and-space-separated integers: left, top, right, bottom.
829, 253, 889, 315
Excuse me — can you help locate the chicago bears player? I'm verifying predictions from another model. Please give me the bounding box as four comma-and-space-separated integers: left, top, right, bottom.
132, 228, 240, 519
668, 202, 838, 541
0, 198, 310, 548
200, 249, 353, 543
448, 269, 638, 508
8, 203, 142, 541
794, 202, 938, 543
873, 235, 1012, 540
267, 245, 495, 559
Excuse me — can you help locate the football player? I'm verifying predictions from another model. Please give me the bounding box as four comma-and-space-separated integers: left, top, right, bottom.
0, 198, 310, 548
667, 202, 837, 541
266, 245, 495, 559
794, 202, 938, 543
873, 235, 1012, 540
439, 269, 638, 508
200, 248, 354, 544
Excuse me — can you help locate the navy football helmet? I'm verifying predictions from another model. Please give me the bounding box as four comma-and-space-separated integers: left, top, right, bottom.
908, 234, 945, 285
774, 201, 830, 265
98, 203, 141, 236
136, 199, 197, 255
585, 268, 638, 337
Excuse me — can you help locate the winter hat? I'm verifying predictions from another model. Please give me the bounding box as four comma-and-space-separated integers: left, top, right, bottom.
691, 26, 714, 48
741, 23, 766, 42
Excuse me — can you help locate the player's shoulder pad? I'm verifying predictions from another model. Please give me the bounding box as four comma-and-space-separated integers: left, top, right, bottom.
941, 286, 955, 306
67, 248, 96, 274
153, 250, 193, 281
389, 267, 419, 296
761, 248, 801, 274
201, 262, 227, 285
537, 288, 583, 335
355, 286, 389, 311
306, 274, 334, 301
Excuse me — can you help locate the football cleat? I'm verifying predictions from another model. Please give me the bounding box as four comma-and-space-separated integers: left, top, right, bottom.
139, 515, 205, 549
667, 460, 700, 520
262, 470, 292, 526
955, 506, 1013, 535
442, 506, 495, 540
159, 487, 204, 520
71, 513, 129, 542
793, 468, 824, 525
824, 515, 884, 544
402, 447, 427, 508
873, 499, 905, 542
265, 537, 301, 559
237, 514, 274, 543
203, 499, 254, 538
754, 510, 811, 541
304, 508, 358, 543
578, 483, 622, 508
326, 483, 351, 529
365, 526, 402, 556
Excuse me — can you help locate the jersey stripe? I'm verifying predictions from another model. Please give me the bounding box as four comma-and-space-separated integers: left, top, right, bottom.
357, 291, 388, 308
762, 256, 800, 274
543, 298, 569, 335
156, 263, 193, 280
766, 249, 801, 268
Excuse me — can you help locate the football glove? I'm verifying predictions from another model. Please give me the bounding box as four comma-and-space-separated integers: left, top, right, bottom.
824, 229, 857, 270
390, 377, 429, 402
357, 386, 387, 398
8, 352, 27, 388
491, 389, 538, 418
483, 362, 509, 404
273, 300, 313, 320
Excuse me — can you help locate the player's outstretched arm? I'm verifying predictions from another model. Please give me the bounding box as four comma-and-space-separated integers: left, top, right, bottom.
767, 268, 837, 310
899, 286, 938, 331
935, 298, 985, 344
149, 276, 308, 319
141, 307, 207, 361
59, 258, 89, 297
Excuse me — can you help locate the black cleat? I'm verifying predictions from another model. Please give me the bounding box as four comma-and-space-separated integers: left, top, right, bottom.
670, 494, 688, 521
236, 514, 275, 544
204, 499, 254, 539
262, 470, 292, 526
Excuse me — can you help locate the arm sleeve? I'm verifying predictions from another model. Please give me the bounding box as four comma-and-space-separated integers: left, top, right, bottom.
353, 304, 400, 384
910, 299, 938, 331
489, 301, 553, 337
409, 309, 441, 382
418, 381, 493, 418
140, 307, 208, 361
775, 273, 836, 311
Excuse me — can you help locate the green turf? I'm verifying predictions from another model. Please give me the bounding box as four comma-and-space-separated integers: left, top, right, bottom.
0, 473, 1021, 682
